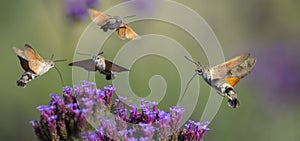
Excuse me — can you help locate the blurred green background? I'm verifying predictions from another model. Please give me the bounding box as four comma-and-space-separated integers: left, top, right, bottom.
1, 0, 300, 140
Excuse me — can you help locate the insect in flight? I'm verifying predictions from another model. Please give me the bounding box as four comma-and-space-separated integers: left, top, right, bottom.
182, 53, 256, 108
13, 44, 65, 88
88, 9, 140, 40
68, 52, 129, 80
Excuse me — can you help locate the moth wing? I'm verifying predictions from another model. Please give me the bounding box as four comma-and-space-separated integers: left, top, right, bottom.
13, 47, 29, 71
13, 45, 43, 74
16, 56, 31, 72
116, 26, 126, 40
29, 61, 45, 74
23, 44, 45, 74
104, 59, 129, 72
23, 44, 44, 62
88, 9, 112, 27
225, 77, 240, 87
225, 57, 256, 87
68, 59, 97, 71
124, 24, 140, 40
13, 47, 26, 60
116, 24, 140, 40
228, 57, 256, 79
211, 53, 250, 79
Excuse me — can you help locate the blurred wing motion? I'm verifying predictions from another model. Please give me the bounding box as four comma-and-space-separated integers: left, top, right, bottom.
192, 53, 256, 108
89, 9, 139, 40
68, 59, 97, 71
69, 56, 129, 80
211, 53, 250, 80
225, 57, 256, 86
116, 24, 140, 40
13, 51, 30, 72
104, 59, 130, 72
102, 59, 129, 80
13, 44, 54, 88
88, 9, 112, 26
13, 44, 45, 74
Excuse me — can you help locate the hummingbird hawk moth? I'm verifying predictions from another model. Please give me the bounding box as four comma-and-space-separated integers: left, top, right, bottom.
183, 53, 256, 108
13, 44, 65, 88
88, 9, 140, 40
68, 52, 129, 80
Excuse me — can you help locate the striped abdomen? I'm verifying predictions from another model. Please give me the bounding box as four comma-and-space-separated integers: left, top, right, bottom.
212, 80, 240, 108
221, 83, 240, 108
17, 71, 38, 88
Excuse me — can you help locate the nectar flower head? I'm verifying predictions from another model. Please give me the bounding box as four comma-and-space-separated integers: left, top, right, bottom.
29, 81, 115, 140
85, 0, 99, 8
64, 0, 100, 20
88, 97, 209, 140
30, 81, 210, 141
65, 0, 88, 20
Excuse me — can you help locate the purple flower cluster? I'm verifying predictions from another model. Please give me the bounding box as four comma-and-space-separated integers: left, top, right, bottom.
74, 81, 114, 109
29, 81, 114, 141
106, 99, 185, 140
80, 83, 209, 140
30, 81, 210, 141
180, 120, 210, 141
29, 87, 87, 141
65, 0, 99, 20
84, 115, 210, 141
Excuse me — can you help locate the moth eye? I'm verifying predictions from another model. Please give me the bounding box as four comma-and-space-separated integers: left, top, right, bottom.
196, 69, 202, 74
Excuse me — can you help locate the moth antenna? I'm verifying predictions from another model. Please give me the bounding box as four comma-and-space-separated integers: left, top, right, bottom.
98, 51, 104, 55
184, 56, 201, 66
51, 53, 67, 63
54, 59, 67, 62
51, 54, 55, 60
123, 14, 136, 19
76, 52, 93, 56
179, 73, 197, 102
54, 66, 65, 87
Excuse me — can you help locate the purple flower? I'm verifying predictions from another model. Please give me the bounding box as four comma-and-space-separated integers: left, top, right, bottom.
180, 120, 210, 141
85, 0, 99, 8
30, 81, 114, 140
65, 0, 100, 20
139, 123, 155, 138
82, 132, 103, 141
93, 98, 209, 140
62, 86, 74, 104
65, 0, 88, 20
170, 106, 184, 130
30, 81, 210, 141
29, 120, 43, 141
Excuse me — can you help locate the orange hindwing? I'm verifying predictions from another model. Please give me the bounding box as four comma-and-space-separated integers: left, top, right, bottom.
225, 77, 240, 87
